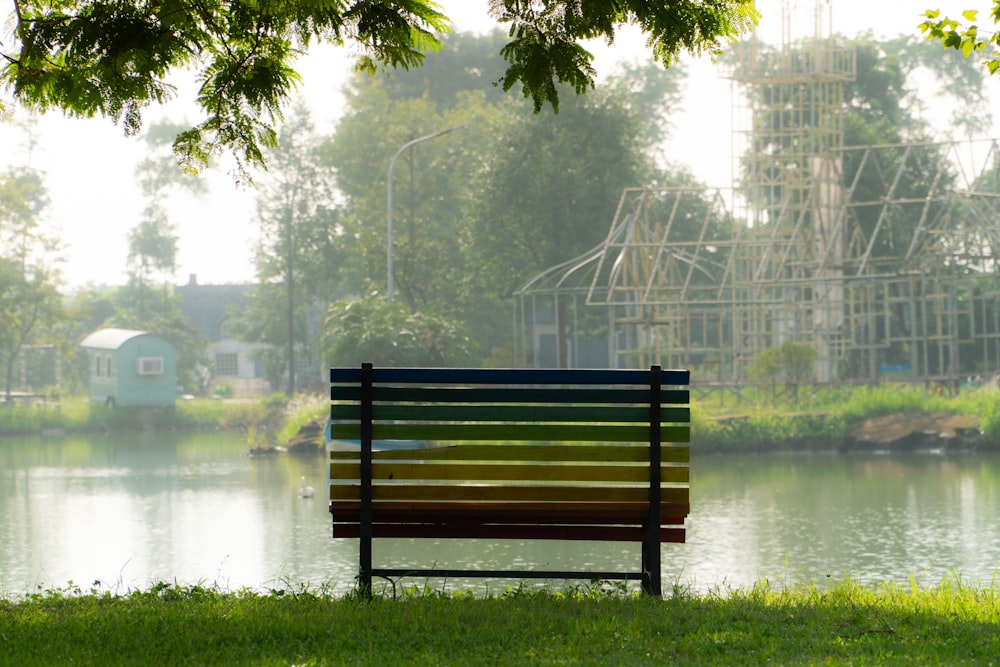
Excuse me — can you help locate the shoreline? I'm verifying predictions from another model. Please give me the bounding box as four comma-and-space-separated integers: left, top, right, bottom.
6, 404, 1000, 456
696, 409, 1000, 454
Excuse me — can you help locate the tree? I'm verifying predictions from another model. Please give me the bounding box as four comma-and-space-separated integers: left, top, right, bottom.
316, 32, 511, 369
122, 212, 178, 319
0, 167, 51, 267
0, 257, 62, 401
322, 32, 522, 319
747, 341, 817, 401
921, 6, 1000, 76
602, 58, 687, 153
323, 83, 494, 316
323, 30, 688, 365
233, 102, 338, 393
849, 35, 987, 133
1, 1, 757, 176
371, 30, 513, 109
122, 120, 206, 320
467, 86, 651, 363
0, 167, 63, 400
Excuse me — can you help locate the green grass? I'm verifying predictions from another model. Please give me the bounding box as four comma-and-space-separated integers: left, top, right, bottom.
0, 396, 286, 436
276, 392, 328, 443
1, 577, 997, 666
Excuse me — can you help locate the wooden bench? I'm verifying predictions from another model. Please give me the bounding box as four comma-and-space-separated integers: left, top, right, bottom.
328, 364, 690, 596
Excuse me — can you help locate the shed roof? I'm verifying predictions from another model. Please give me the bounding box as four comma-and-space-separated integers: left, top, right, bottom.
80, 328, 151, 350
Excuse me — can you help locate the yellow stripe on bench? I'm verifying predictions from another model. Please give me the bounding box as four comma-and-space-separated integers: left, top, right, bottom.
330, 444, 690, 462
328, 422, 690, 443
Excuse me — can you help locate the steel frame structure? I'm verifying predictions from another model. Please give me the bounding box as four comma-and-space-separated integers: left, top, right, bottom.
514, 3, 1000, 383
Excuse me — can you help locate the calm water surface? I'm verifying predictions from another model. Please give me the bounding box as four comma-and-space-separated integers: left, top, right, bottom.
2, 431, 998, 596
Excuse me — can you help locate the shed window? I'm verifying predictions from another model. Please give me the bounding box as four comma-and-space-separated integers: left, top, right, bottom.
216, 353, 239, 377
95, 356, 101, 377
136, 357, 163, 375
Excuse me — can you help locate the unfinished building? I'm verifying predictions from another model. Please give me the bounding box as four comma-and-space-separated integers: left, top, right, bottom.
514, 3, 1000, 387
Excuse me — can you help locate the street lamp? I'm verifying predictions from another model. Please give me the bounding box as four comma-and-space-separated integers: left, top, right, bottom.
387, 126, 463, 302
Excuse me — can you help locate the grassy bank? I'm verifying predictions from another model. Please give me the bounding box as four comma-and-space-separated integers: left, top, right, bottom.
2, 578, 997, 666
0, 394, 291, 438
693, 382, 1000, 451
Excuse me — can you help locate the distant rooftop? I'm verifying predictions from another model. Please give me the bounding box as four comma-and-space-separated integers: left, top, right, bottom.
80, 328, 150, 350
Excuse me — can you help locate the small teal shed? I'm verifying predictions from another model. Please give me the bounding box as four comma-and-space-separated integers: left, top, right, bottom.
80, 328, 177, 407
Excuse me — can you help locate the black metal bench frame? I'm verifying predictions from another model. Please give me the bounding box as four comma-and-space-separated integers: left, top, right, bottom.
329, 364, 690, 596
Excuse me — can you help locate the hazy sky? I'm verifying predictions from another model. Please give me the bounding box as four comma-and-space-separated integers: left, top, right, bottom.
0, 0, 992, 288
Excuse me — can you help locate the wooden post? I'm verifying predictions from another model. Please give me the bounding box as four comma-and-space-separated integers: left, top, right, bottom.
643, 365, 663, 596
359, 362, 374, 598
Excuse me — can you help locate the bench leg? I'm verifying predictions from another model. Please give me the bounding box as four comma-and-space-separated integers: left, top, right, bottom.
359, 511, 373, 599
644, 364, 663, 597
641, 534, 662, 597
359, 362, 374, 600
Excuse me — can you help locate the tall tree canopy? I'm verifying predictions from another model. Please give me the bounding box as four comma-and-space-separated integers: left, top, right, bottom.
468, 88, 649, 297
320, 30, 686, 363
0, 1, 757, 176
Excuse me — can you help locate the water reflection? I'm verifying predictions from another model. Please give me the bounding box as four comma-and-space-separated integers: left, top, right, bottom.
687, 453, 1000, 590
2, 434, 999, 596
0, 432, 342, 594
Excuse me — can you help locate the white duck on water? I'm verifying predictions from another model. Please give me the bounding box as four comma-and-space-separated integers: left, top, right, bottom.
298, 476, 315, 498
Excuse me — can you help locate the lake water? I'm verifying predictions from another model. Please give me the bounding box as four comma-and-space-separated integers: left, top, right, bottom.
2, 431, 998, 597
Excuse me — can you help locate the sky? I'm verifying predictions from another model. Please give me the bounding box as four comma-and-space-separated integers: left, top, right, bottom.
0, 0, 993, 289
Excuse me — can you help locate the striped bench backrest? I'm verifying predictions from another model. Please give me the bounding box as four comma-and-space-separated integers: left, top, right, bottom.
328, 364, 691, 595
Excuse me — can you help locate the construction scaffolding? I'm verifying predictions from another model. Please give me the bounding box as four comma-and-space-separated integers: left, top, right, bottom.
514, 1, 1000, 386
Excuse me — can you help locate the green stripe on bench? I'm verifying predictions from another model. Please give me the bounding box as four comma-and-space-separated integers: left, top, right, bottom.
329, 443, 690, 463
330, 403, 690, 424
330, 462, 690, 483
329, 423, 690, 442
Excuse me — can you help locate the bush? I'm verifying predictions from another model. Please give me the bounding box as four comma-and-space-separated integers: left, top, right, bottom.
747, 342, 818, 386
321, 294, 477, 367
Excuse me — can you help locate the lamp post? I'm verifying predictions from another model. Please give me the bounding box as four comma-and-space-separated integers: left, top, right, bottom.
387, 126, 462, 302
